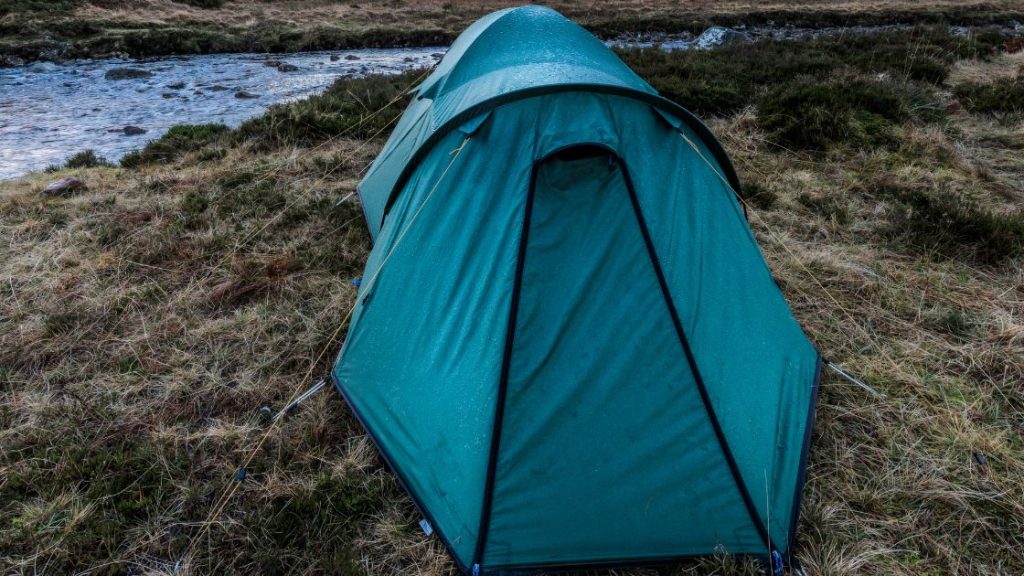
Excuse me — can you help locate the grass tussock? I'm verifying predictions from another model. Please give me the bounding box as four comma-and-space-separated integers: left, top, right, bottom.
234, 73, 417, 152
3, 21, 1024, 576
120, 123, 229, 167
48, 149, 114, 171
882, 182, 1024, 263
955, 76, 1024, 113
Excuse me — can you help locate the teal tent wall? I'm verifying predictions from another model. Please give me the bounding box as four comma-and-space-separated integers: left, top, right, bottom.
333, 6, 820, 574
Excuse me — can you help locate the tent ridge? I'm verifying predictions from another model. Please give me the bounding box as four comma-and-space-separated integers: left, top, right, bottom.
373, 85, 742, 235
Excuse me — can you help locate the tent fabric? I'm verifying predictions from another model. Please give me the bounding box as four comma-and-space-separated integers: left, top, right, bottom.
333, 6, 820, 574
356, 5, 741, 241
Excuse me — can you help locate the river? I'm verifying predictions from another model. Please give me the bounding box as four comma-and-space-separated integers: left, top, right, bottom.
0, 48, 444, 180
2, 22, 1019, 180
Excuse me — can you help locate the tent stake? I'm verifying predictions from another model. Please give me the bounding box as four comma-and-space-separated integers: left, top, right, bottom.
260, 378, 328, 422
825, 361, 885, 398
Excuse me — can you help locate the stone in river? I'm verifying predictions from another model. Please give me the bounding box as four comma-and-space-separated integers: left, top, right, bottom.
105, 67, 154, 80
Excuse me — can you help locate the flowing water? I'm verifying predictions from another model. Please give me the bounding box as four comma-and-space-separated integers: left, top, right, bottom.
0, 48, 444, 179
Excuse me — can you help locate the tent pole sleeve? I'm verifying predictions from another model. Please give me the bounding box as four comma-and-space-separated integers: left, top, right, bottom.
472, 161, 540, 569
616, 157, 773, 551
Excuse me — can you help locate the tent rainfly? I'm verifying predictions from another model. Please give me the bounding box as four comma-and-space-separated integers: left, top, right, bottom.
332, 6, 821, 575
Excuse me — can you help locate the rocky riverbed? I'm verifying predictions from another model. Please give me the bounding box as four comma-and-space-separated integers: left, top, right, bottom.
0, 48, 444, 180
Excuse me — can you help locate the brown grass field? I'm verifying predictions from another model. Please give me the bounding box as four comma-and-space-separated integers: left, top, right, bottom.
4, 0, 1024, 62
69, 0, 1024, 29
3, 4, 1024, 575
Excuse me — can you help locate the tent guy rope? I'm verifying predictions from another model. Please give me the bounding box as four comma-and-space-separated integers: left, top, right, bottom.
175, 135, 472, 571
677, 129, 893, 398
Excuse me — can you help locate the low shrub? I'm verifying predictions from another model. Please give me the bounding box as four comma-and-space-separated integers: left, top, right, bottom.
932, 309, 975, 341
0, 0, 77, 16
955, 78, 1024, 113
737, 181, 777, 210
213, 169, 286, 220
233, 72, 417, 150
121, 124, 229, 167
758, 77, 941, 150
885, 185, 1024, 263
618, 39, 841, 116
64, 149, 113, 169
617, 27, 991, 117
797, 192, 849, 224
179, 0, 225, 8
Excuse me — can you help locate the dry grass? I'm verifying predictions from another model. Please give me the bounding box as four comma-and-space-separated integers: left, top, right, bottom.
949, 50, 1024, 85
3, 25, 1024, 576
7, 0, 1024, 63
715, 102, 1024, 574
68, 0, 1024, 29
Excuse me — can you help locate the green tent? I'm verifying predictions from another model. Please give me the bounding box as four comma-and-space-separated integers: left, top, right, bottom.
332, 6, 820, 574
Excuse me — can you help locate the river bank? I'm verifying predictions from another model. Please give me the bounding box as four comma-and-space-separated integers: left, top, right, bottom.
3, 0, 1024, 65
5, 18, 1024, 181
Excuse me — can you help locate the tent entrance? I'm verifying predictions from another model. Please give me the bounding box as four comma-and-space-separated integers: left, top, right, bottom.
478, 149, 766, 567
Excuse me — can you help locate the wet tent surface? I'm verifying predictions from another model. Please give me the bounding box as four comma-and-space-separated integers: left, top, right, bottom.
334, 6, 820, 573
485, 152, 760, 566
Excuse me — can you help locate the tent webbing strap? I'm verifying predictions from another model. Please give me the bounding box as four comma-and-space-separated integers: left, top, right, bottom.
177, 132, 470, 572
